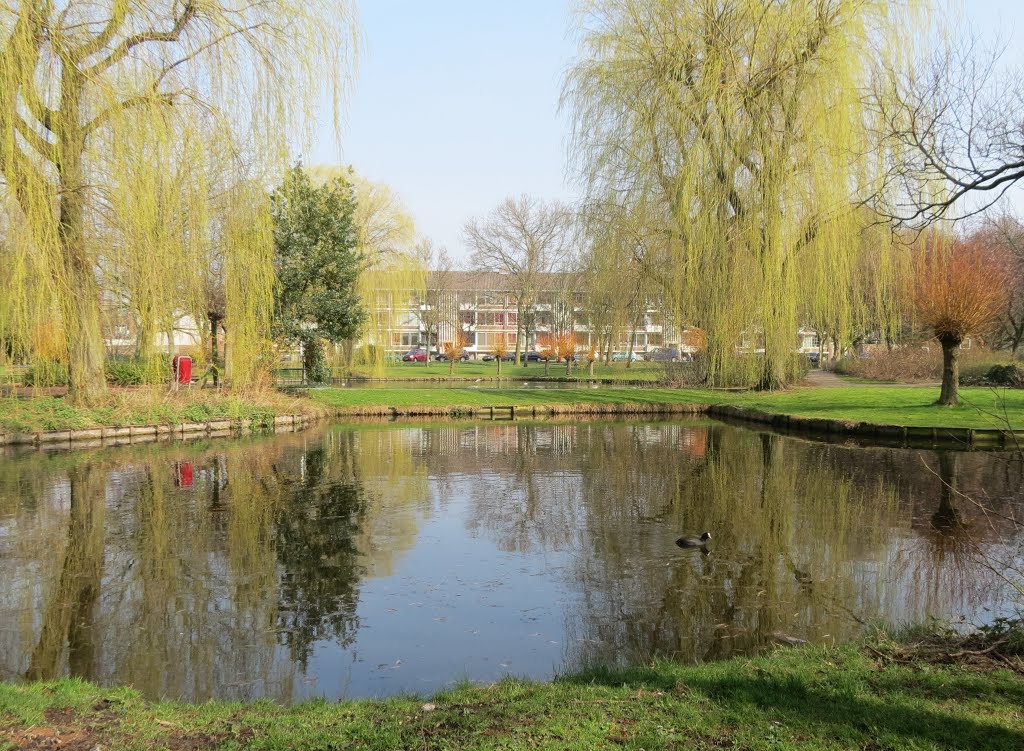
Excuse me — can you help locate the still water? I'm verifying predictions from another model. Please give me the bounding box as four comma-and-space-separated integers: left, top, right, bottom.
1, 420, 1021, 703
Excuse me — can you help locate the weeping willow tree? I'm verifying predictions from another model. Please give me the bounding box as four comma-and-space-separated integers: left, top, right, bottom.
582, 196, 672, 363
564, 0, 917, 387
0, 1, 356, 402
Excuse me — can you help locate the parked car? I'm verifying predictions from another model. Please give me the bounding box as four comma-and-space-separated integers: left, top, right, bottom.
645, 347, 685, 362
435, 350, 471, 362
521, 351, 548, 363
481, 352, 516, 362
401, 348, 429, 362
611, 350, 642, 362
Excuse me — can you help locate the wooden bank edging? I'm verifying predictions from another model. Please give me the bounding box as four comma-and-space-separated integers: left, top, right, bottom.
705, 404, 1024, 448
0, 413, 314, 450
331, 401, 1024, 448
4, 402, 1020, 451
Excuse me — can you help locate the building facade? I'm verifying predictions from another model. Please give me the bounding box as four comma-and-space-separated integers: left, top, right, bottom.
374, 270, 690, 359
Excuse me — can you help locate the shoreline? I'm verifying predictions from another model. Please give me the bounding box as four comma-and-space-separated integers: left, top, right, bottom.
4, 396, 1024, 452
0, 413, 314, 450
2, 632, 1021, 751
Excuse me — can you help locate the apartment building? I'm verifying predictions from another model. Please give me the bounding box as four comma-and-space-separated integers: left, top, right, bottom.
374, 270, 683, 359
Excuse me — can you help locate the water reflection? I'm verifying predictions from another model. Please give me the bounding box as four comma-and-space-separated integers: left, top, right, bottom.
0, 421, 1020, 702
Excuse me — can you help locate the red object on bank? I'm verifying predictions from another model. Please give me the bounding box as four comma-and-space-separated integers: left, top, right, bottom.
172, 355, 192, 384
175, 462, 194, 487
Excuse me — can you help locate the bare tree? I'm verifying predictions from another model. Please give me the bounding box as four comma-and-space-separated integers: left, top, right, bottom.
875, 35, 1024, 227
416, 239, 459, 365
975, 213, 1024, 354
462, 195, 572, 366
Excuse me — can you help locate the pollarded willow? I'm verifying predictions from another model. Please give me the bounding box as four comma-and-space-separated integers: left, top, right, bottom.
0, 1, 356, 401
564, 0, 918, 387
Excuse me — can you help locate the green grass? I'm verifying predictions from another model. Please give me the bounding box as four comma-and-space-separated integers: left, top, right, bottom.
310, 385, 715, 410
6, 383, 1024, 434
343, 360, 668, 382
0, 390, 320, 434
2, 640, 1022, 750
310, 384, 1024, 430
727, 386, 1024, 429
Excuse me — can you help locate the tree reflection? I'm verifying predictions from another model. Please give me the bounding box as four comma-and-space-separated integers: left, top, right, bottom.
25, 464, 106, 680
273, 442, 365, 666
1, 420, 1021, 702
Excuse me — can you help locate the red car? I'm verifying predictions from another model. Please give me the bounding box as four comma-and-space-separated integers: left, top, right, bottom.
402, 348, 429, 362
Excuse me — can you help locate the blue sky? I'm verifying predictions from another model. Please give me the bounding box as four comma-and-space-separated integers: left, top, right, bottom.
307, 1, 1024, 262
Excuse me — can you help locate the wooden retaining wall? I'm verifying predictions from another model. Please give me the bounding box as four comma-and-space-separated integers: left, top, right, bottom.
3, 401, 1018, 453
0, 413, 313, 451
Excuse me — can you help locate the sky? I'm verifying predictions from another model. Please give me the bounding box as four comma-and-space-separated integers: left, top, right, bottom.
306, 0, 1024, 264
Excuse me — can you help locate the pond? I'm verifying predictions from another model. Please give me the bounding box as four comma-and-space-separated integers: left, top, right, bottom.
1, 419, 1021, 703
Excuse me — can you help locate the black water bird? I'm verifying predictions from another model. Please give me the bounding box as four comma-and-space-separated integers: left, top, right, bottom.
676, 531, 711, 549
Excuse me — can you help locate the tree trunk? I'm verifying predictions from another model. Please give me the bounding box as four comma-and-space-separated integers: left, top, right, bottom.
448, 357, 454, 376
565, 354, 572, 376
60, 234, 107, 403
57, 72, 106, 404
932, 452, 961, 529
27, 464, 105, 680
209, 314, 222, 386
544, 356, 550, 376
497, 357, 502, 378
588, 359, 594, 377
626, 312, 642, 369
938, 334, 961, 406
513, 311, 522, 366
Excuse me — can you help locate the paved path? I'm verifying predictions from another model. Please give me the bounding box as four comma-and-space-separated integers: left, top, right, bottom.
801, 370, 849, 387
801, 369, 940, 388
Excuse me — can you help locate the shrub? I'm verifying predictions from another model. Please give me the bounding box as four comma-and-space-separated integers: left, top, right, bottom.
835, 345, 1010, 383
105, 356, 170, 386
984, 364, 1024, 387
661, 359, 707, 386
22, 359, 69, 386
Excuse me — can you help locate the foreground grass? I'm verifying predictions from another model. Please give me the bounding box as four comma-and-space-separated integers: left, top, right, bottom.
2, 640, 1022, 750
310, 384, 1024, 429
0, 389, 323, 434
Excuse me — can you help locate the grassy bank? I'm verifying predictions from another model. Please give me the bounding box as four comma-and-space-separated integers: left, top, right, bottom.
0, 389, 323, 434
3, 636, 1022, 750
727, 386, 1024, 429
341, 360, 669, 382
5, 383, 1024, 435
310, 385, 1024, 430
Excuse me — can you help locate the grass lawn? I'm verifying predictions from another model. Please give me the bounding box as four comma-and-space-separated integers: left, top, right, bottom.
0, 389, 321, 434
345, 360, 668, 382
309, 384, 1024, 430
310, 385, 715, 409
2, 637, 1022, 750
728, 386, 1024, 429
5, 383, 1024, 434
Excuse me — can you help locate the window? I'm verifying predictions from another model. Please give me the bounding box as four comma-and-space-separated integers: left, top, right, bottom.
476, 331, 515, 348
460, 311, 475, 326
400, 332, 421, 347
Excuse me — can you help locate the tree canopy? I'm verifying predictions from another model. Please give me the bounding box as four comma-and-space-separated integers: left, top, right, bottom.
272, 164, 364, 383
564, 0, 915, 387
0, 0, 356, 400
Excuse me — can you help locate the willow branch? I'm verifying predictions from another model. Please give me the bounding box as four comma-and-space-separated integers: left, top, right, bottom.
85, 1, 197, 76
